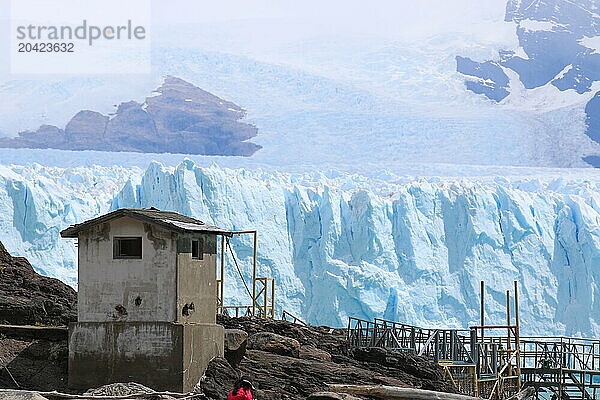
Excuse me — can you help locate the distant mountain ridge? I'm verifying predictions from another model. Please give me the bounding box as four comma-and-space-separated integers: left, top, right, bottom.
0, 76, 261, 156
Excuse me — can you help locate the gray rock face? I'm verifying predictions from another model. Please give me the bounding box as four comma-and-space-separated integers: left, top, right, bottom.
0, 76, 261, 156
224, 329, 248, 367
247, 331, 301, 357
0, 241, 77, 326
64, 111, 109, 149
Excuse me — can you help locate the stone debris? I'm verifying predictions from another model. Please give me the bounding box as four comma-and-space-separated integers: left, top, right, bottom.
83, 382, 156, 396
0, 391, 49, 400
83, 382, 176, 399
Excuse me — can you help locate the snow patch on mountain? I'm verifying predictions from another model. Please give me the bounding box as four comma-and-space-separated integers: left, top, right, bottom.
580, 36, 600, 54
519, 19, 565, 32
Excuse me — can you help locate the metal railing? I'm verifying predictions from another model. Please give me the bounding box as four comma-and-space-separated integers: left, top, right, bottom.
217, 305, 255, 318
347, 317, 473, 364
520, 336, 600, 372
281, 310, 307, 326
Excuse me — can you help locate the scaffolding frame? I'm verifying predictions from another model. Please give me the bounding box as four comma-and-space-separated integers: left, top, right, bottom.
346, 280, 600, 399
216, 230, 276, 319
520, 336, 600, 400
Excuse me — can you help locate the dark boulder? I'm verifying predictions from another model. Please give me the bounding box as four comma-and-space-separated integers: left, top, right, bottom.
347, 347, 452, 392
299, 345, 332, 362
247, 331, 300, 357
215, 314, 455, 398
224, 329, 248, 367
196, 357, 239, 399
0, 242, 77, 326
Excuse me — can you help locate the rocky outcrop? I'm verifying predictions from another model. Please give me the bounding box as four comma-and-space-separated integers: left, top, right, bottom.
247, 331, 300, 357
216, 314, 348, 356
197, 357, 239, 399
199, 315, 455, 400
0, 76, 261, 156
199, 346, 453, 400
0, 242, 76, 326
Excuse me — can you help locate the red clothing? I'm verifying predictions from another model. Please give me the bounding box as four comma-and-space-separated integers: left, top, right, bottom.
228, 388, 253, 400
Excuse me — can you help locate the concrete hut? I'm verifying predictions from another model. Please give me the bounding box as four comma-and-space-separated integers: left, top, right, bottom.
60, 208, 232, 392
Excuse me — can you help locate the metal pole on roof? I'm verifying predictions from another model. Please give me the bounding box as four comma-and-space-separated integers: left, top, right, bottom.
219, 235, 225, 310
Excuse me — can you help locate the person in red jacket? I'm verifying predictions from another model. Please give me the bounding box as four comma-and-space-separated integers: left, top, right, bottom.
228, 376, 255, 400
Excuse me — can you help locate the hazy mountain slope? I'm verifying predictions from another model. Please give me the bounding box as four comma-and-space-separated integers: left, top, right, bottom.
2, 37, 598, 169
457, 0, 600, 165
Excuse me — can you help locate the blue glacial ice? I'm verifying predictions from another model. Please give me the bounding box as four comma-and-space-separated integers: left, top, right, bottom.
1, 160, 600, 335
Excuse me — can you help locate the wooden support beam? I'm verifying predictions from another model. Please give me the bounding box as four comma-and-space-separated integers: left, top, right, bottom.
507, 290, 512, 352
480, 281, 485, 343
219, 235, 225, 306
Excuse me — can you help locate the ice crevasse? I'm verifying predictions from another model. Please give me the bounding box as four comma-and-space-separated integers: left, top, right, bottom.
1, 159, 600, 336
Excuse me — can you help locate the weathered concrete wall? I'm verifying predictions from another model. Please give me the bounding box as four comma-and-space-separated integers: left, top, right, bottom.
68, 322, 184, 391
77, 217, 177, 322
69, 322, 223, 392
182, 323, 224, 392
176, 234, 218, 324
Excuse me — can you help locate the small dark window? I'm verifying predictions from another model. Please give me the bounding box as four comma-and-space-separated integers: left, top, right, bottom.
113, 237, 142, 259
191, 239, 203, 260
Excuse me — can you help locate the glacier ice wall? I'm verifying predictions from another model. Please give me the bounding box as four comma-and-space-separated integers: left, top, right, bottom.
1, 160, 600, 335
0, 164, 141, 284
